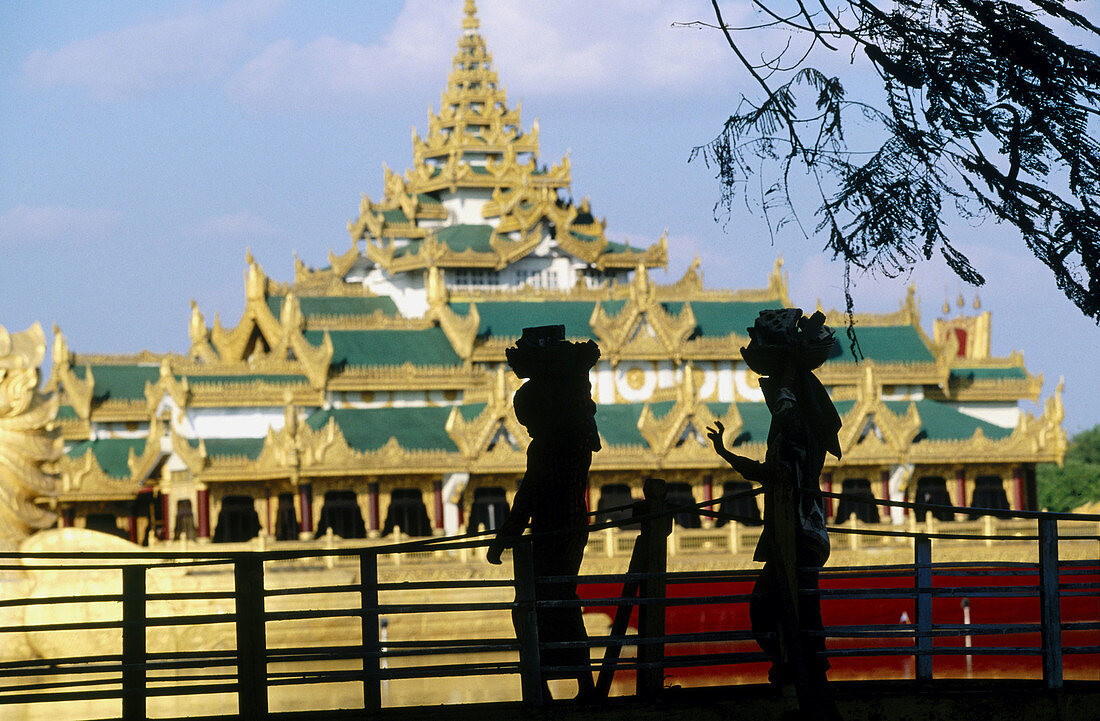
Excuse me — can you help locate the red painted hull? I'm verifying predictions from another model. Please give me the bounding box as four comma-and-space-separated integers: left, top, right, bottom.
580, 565, 1100, 683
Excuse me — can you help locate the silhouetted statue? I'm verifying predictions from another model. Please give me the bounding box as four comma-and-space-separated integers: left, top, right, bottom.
487, 325, 601, 701
708, 309, 841, 710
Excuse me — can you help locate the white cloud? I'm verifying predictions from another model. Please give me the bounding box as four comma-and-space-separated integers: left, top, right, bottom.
226, 1, 456, 110
225, 0, 745, 111
191, 211, 280, 238
21, 0, 284, 100
0, 205, 123, 243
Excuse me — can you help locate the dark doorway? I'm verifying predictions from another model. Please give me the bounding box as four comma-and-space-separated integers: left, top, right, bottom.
382, 488, 432, 537
466, 486, 510, 533
213, 496, 261, 542
666, 482, 701, 528
913, 476, 954, 521
595, 483, 637, 528
968, 476, 1010, 518
715, 480, 763, 526
834, 478, 880, 524
317, 490, 367, 539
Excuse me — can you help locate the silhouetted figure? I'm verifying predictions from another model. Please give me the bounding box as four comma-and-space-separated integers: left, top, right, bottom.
487, 325, 601, 701
707, 309, 841, 712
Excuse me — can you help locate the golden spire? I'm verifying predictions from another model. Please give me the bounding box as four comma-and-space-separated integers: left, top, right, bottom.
463, 0, 480, 30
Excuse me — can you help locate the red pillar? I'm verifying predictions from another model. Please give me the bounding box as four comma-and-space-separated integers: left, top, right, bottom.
821, 472, 833, 519
61, 507, 75, 528
196, 487, 210, 539
160, 492, 171, 540
1012, 466, 1026, 511
368, 482, 380, 532
703, 474, 714, 504
880, 469, 891, 521
298, 483, 314, 536
264, 489, 272, 536
955, 468, 967, 514
127, 514, 138, 543
433, 480, 444, 530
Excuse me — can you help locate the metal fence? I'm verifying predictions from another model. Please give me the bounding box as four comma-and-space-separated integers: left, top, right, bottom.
0, 484, 1096, 719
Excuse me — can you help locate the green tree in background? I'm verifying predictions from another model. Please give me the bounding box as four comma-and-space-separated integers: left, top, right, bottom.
1038, 424, 1100, 511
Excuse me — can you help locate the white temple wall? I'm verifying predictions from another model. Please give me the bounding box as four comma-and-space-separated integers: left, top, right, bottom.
188, 408, 288, 438
951, 402, 1021, 429
441, 188, 494, 225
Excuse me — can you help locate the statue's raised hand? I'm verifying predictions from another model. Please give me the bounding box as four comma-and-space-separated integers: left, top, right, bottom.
706, 420, 726, 453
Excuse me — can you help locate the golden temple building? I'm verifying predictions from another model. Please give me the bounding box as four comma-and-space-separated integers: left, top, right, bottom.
38, 1, 1065, 547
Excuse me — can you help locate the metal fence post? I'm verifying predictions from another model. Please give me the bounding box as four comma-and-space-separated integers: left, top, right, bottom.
1038, 517, 1063, 689
914, 534, 933, 682
121, 565, 146, 721
234, 555, 268, 720
512, 540, 544, 707
360, 552, 382, 713
637, 477, 668, 700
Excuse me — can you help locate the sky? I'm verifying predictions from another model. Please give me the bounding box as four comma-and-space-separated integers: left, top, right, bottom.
1, 0, 1096, 434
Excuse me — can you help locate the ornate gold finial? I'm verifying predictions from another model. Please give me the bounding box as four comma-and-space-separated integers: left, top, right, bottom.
973, 293, 981, 310
463, 0, 480, 30
246, 251, 267, 301
942, 296, 951, 315
189, 300, 208, 345
957, 290, 965, 307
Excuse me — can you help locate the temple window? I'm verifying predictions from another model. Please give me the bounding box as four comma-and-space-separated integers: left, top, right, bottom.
382, 488, 432, 536
316, 490, 366, 539
834, 479, 880, 524
466, 486, 509, 532
213, 495, 261, 543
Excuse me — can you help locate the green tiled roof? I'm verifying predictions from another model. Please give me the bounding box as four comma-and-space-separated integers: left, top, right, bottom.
72, 365, 160, 402
66, 438, 145, 479
58, 405, 79, 421
686, 301, 780, 337
267, 295, 399, 320
305, 406, 459, 453
435, 224, 494, 253
305, 329, 461, 368
950, 367, 1027, 381
458, 403, 486, 422
825, 326, 935, 365
451, 300, 601, 340
733, 402, 772, 445
888, 400, 1014, 441
593, 403, 646, 446
417, 193, 441, 205
381, 208, 409, 224
202, 438, 265, 460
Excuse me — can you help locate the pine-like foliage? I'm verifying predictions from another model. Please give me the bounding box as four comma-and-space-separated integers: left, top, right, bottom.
690, 0, 1100, 330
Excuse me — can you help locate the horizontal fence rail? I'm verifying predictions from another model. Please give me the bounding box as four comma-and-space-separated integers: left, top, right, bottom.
0, 487, 1096, 719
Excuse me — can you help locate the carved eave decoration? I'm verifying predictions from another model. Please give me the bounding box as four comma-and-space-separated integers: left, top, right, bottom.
637, 365, 744, 468
56, 450, 142, 502
429, 300, 479, 360
590, 267, 696, 362
594, 232, 668, 271
445, 367, 529, 473
127, 415, 169, 484
296, 418, 458, 477
144, 358, 191, 415
835, 366, 924, 466
207, 258, 333, 390
52, 328, 94, 421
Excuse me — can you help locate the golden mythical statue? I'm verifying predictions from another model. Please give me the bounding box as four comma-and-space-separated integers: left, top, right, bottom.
0, 323, 60, 549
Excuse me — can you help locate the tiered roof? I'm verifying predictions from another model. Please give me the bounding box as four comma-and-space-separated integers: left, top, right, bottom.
42, 1, 1065, 506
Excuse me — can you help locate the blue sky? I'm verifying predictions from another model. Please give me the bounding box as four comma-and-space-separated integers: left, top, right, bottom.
1, 0, 1096, 433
